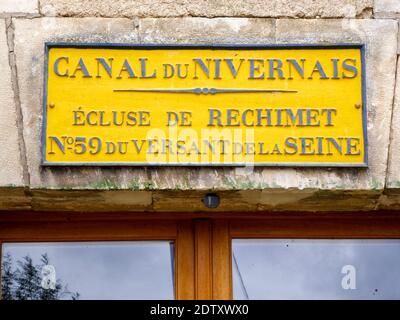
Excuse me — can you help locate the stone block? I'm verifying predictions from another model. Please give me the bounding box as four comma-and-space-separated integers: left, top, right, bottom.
0, 19, 24, 188
375, 0, 400, 18
0, 0, 37, 14
39, 0, 373, 18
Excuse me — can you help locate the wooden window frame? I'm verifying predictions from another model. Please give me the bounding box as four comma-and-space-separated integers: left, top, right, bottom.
1, 212, 400, 300
222, 213, 400, 299
0, 213, 195, 300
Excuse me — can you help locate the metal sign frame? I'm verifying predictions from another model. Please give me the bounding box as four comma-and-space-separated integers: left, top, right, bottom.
41, 43, 367, 167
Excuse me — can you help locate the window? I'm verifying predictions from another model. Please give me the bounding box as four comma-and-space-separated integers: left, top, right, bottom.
233, 239, 400, 300
0, 217, 195, 300
2, 241, 174, 300
1, 213, 400, 300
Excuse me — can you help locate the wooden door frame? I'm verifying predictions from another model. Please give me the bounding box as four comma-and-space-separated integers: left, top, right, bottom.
1, 211, 400, 300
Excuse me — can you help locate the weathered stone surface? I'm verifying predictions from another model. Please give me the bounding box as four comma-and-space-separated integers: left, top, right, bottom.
0, 188, 30, 210
387, 58, 400, 187
0, 19, 24, 187
384, 58, 400, 209
258, 189, 380, 211
152, 189, 380, 212
274, 19, 398, 194
13, 18, 143, 192
379, 189, 400, 210
152, 190, 260, 212
140, 18, 274, 44
39, 0, 373, 18
0, 0, 37, 14
375, 0, 400, 18
31, 190, 152, 211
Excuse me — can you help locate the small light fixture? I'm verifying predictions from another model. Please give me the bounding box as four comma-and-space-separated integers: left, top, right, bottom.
202, 193, 220, 209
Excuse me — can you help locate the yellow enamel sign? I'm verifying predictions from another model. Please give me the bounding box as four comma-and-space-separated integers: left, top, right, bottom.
42, 44, 366, 167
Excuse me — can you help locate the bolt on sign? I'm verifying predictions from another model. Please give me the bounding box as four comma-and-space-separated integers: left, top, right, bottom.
42, 44, 367, 167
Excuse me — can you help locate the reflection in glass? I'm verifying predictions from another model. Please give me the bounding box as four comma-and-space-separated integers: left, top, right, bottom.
1, 241, 174, 300
233, 239, 400, 300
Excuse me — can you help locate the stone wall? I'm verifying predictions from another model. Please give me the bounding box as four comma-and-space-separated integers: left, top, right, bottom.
0, 0, 400, 212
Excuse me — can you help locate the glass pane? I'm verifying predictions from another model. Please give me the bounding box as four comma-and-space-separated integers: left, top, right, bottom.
233, 239, 400, 300
1, 241, 174, 300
